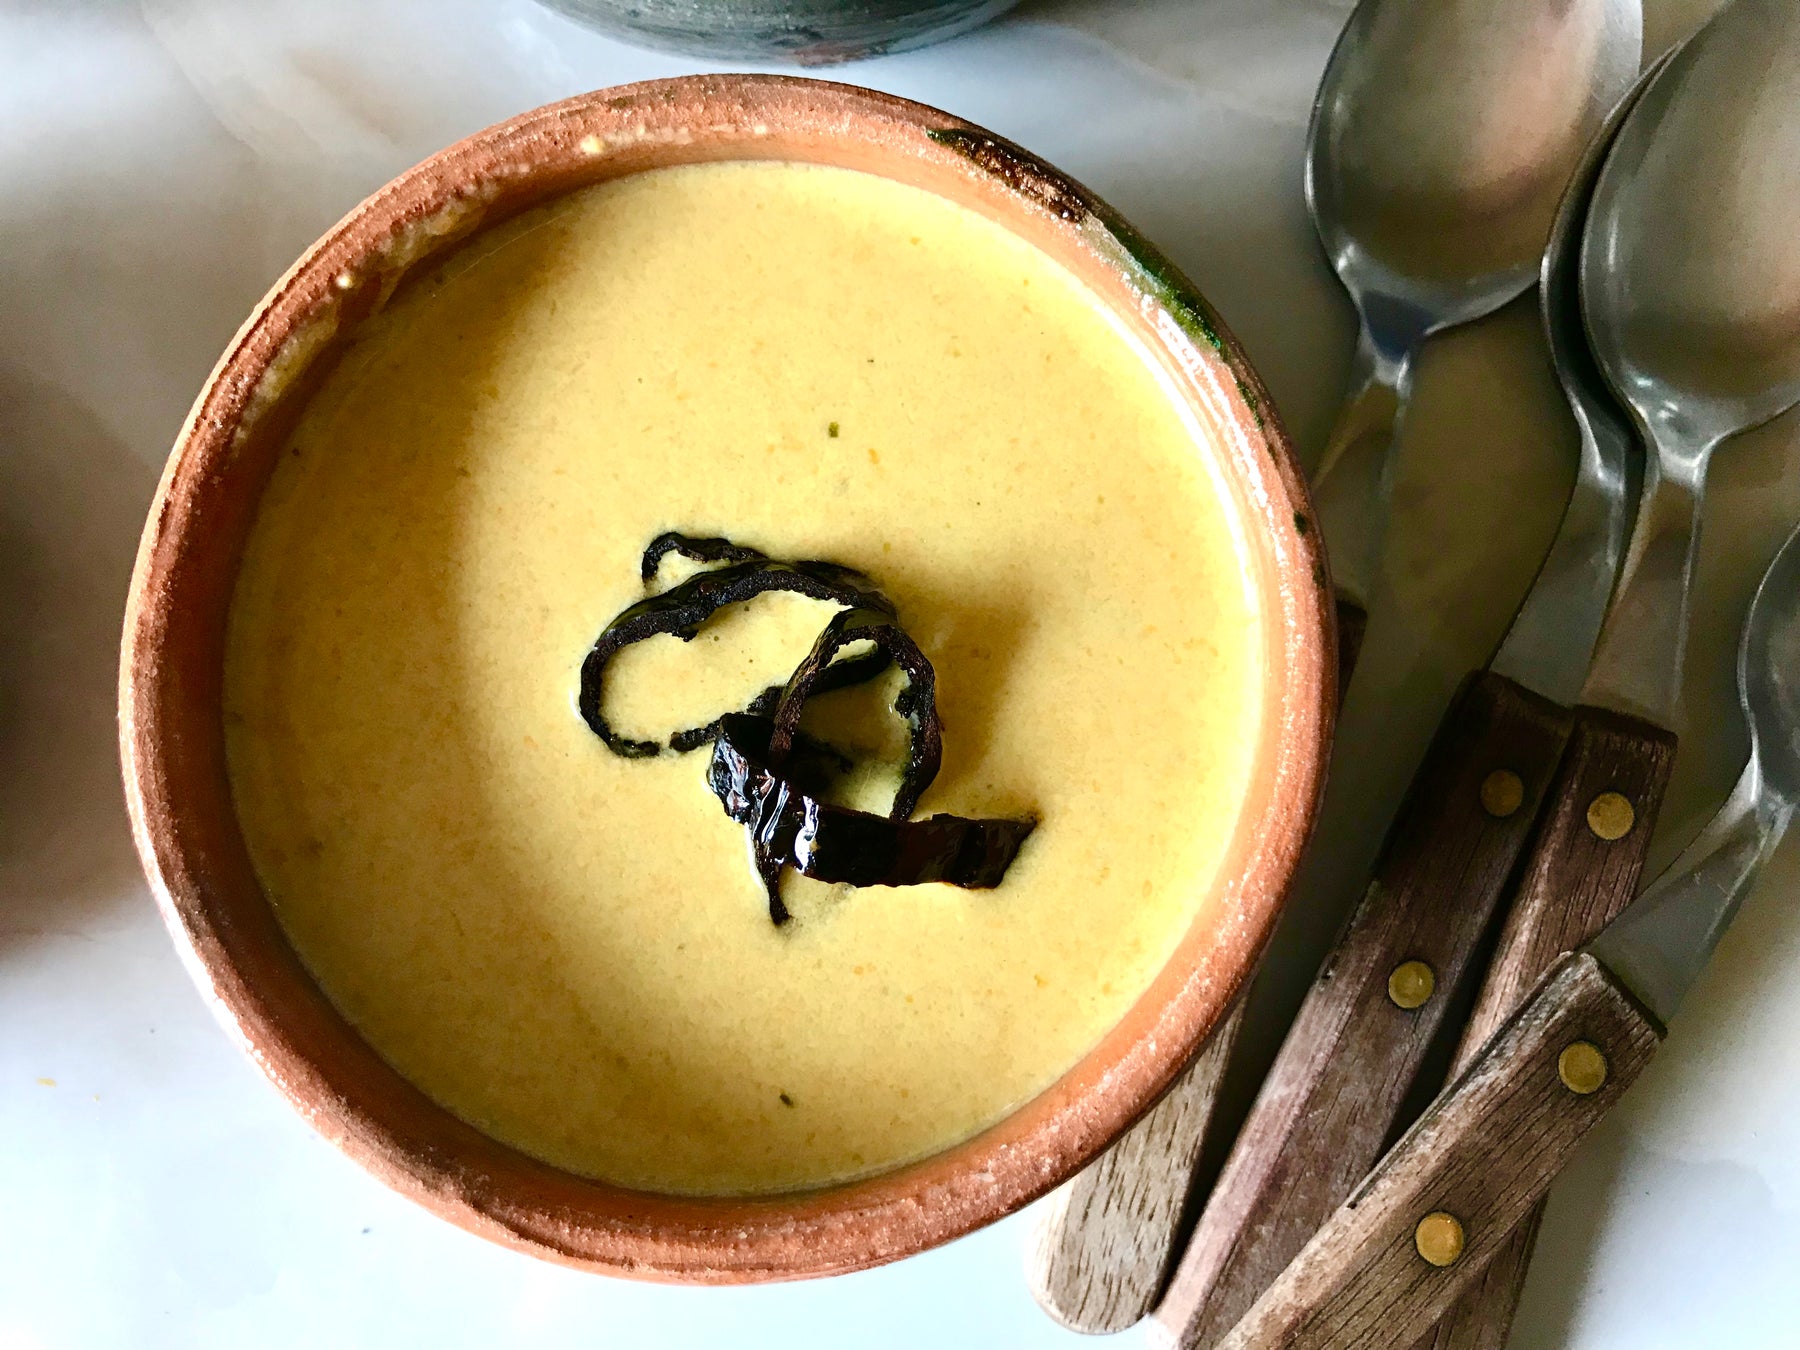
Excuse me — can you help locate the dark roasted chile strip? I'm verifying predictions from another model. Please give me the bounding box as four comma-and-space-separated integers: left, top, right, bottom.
669, 685, 856, 786
639, 531, 768, 584
579, 549, 897, 758
768, 606, 943, 820
580, 532, 1033, 926
664, 645, 892, 757
792, 797, 1037, 890
707, 716, 805, 923
640, 529, 879, 599
709, 716, 1035, 924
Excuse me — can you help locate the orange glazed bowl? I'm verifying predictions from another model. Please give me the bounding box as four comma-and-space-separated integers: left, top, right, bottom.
119, 75, 1333, 1282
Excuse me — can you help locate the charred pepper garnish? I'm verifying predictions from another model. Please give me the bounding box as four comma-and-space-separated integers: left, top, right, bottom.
580, 533, 1034, 924
710, 715, 1033, 924
578, 534, 893, 758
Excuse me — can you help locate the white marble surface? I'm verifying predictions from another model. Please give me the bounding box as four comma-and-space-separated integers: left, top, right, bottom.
4, 1, 1797, 1346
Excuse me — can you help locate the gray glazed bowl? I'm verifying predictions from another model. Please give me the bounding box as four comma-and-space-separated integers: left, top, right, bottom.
534, 0, 1022, 62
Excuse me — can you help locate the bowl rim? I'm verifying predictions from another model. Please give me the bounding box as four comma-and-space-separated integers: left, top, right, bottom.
119, 73, 1334, 1283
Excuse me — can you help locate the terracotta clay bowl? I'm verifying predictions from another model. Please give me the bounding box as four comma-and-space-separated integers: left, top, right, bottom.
120, 75, 1333, 1283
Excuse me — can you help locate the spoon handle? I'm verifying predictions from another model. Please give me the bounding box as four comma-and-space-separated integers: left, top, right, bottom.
1149, 670, 1569, 1350
1310, 321, 1414, 692
1407, 706, 1674, 1350
1027, 1005, 1246, 1332
1213, 952, 1664, 1350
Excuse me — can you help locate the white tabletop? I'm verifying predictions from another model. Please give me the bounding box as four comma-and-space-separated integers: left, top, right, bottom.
6, 0, 1797, 1346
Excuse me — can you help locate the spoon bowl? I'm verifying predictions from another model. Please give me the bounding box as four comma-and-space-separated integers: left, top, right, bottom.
1540, 61, 1658, 481
1583, 0, 1800, 453
1303, 0, 1640, 627
1309, 0, 1640, 334
1575, 0, 1800, 730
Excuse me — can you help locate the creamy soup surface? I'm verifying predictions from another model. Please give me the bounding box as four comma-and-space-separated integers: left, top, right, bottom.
225, 161, 1266, 1195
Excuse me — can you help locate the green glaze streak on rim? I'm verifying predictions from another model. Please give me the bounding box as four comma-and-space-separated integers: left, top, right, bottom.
924, 127, 1267, 432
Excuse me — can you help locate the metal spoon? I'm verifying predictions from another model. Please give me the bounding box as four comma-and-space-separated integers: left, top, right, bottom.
1579, 0, 1800, 733
1307, 0, 1640, 678
1486, 49, 1657, 700
1215, 518, 1800, 1349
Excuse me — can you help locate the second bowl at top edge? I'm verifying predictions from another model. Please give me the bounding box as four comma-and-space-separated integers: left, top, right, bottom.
532, 0, 1023, 63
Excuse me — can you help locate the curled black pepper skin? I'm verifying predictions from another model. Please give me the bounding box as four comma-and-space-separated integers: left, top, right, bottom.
578, 532, 1034, 926
578, 536, 894, 758
638, 531, 769, 584
708, 715, 1035, 925
768, 605, 942, 822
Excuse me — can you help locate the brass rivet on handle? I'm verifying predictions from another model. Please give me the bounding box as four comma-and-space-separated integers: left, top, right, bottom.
1587, 791, 1636, 841
1415, 1212, 1466, 1267
1388, 959, 1436, 1010
1480, 769, 1524, 818
1558, 1041, 1608, 1095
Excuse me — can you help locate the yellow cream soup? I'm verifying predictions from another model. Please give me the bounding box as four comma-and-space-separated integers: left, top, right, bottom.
225, 161, 1264, 1195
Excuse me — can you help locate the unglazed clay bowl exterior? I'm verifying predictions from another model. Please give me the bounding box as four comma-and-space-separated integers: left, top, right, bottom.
532, 0, 1021, 63
119, 75, 1333, 1283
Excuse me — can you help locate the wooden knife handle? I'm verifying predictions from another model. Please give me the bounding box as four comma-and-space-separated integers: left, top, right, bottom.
1215, 952, 1664, 1350
1411, 706, 1676, 1350
1149, 670, 1570, 1350
1027, 1005, 1247, 1332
